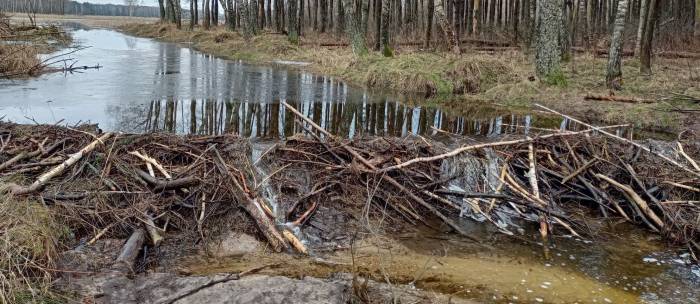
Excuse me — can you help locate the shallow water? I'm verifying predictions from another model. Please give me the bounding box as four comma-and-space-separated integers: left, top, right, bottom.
0, 26, 574, 138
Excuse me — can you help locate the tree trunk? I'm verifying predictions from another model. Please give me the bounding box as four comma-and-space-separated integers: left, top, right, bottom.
341, 0, 369, 55
238, 0, 254, 38
204, 0, 211, 29
606, 0, 628, 89
535, 0, 563, 79
435, 0, 461, 54
374, 0, 382, 50
380, 0, 392, 56
190, 0, 195, 29
586, 0, 594, 48
473, 0, 480, 35
634, 0, 648, 56
425, 0, 434, 47
194, 0, 199, 25
640, 0, 659, 74
288, 0, 299, 44
226, 0, 236, 30
158, 0, 166, 22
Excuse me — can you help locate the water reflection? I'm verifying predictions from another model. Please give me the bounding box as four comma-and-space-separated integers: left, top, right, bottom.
108, 99, 559, 138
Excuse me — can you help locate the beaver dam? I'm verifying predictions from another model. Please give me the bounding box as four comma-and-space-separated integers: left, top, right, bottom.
0, 101, 699, 303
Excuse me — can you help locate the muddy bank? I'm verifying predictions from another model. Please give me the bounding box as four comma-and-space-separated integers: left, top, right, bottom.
118, 23, 700, 133
0, 113, 699, 303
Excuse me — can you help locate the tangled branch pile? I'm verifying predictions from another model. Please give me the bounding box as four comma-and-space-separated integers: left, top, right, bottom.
0, 103, 698, 300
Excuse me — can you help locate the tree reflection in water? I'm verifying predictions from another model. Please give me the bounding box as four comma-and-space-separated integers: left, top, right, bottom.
134, 99, 559, 139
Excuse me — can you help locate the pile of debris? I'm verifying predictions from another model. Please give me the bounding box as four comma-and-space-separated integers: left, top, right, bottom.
0, 103, 699, 301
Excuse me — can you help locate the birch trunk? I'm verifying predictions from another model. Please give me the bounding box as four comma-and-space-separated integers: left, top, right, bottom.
435, 0, 461, 54
341, 0, 368, 55
634, 0, 648, 56
606, 0, 629, 89
535, 0, 563, 78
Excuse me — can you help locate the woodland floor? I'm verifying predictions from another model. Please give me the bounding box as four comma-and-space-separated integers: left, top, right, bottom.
117, 23, 700, 136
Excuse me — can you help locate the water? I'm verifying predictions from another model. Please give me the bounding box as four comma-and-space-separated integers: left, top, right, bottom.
0, 27, 564, 138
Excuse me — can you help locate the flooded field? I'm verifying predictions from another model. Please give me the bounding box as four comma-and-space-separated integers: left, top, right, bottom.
1, 25, 698, 304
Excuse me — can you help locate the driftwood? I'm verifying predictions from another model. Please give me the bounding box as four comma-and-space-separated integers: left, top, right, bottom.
113, 228, 146, 272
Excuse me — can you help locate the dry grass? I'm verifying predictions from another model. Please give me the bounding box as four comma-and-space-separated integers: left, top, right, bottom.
0, 192, 67, 303
0, 11, 10, 36
0, 44, 41, 76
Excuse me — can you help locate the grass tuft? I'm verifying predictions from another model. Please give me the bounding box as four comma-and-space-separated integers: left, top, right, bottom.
0, 192, 68, 303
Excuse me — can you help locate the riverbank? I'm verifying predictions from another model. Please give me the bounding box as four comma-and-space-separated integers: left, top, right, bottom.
1, 117, 699, 303
0, 12, 72, 78
119, 23, 700, 134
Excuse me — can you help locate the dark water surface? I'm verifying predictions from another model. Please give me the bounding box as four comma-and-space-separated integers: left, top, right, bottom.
0, 27, 561, 138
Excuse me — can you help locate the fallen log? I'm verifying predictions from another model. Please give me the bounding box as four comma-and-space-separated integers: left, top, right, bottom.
584, 94, 654, 104
135, 169, 198, 191
113, 228, 145, 272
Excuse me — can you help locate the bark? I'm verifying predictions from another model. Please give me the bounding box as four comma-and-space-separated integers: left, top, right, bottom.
203, 0, 211, 29
238, 0, 254, 39
634, 0, 648, 56
288, 0, 299, 44
380, 0, 392, 56
190, 0, 195, 29
158, 0, 166, 22
535, 0, 563, 79
434, 0, 461, 54
586, 0, 593, 48
606, 0, 629, 90
374, 0, 381, 50
640, 0, 659, 74
425, 0, 434, 48
473, 0, 480, 35
341, 0, 368, 55
225, 0, 236, 30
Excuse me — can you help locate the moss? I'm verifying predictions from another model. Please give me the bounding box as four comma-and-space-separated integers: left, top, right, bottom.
543, 69, 568, 87
382, 46, 394, 57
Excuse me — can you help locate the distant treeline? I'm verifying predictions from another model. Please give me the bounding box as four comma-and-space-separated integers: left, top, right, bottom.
0, 0, 161, 18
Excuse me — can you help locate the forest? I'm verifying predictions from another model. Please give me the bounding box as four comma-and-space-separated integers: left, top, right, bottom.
0, 0, 161, 17
152, 0, 699, 84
